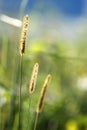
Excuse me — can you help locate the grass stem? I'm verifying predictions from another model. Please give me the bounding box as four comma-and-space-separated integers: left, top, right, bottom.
26, 94, 32, 130
33, 112, 39, 130
18, 54, 23, 130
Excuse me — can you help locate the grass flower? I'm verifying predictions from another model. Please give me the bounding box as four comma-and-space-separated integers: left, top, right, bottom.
19, 15, 29, 56
33, 74, 52, 130
18, 14, 29, 130
29, 63, 39, 94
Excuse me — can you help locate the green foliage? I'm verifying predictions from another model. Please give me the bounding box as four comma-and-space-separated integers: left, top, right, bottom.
0, 26, 87, 130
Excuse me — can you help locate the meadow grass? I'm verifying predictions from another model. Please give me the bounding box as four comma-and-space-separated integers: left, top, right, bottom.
18, 14, 52, 130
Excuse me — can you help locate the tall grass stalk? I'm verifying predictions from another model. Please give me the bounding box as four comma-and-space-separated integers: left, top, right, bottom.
0, 107, 2, 130
18, 14, 29, 130
18, 54, 23, 130
26, 63, 39, 129
33, 74, 52, 130
33, 112, 39, 130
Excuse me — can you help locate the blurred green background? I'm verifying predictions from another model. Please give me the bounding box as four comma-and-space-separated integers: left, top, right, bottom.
0, 0, 87, 130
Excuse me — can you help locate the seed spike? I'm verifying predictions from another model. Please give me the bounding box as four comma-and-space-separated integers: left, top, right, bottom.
20, 15, 29, 55
29, 63, 39, 94
36, 74, 52, 113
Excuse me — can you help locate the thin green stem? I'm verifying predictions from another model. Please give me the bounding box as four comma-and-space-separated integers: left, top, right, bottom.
26, 94, 32, 130
0, 108, 1, 130
18, 54, 23, 130
33, 112, 39, 130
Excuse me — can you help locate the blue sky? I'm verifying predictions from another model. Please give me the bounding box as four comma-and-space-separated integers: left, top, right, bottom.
56, 0, 85, 17
0, 0, 86, 18
0, 0, 87, 43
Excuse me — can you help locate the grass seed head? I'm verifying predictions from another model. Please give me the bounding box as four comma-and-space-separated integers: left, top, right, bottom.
20, 15, 29, 55
36, 74, 52, 113
29, 63, 39, 94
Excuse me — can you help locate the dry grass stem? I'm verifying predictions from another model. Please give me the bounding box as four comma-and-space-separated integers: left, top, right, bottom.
20, 15, 29, 55
36, 74, 52, 113
29, 63, 39, 94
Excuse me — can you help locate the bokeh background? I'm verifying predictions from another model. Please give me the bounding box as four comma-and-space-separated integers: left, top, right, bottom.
0, 0, 87, 130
